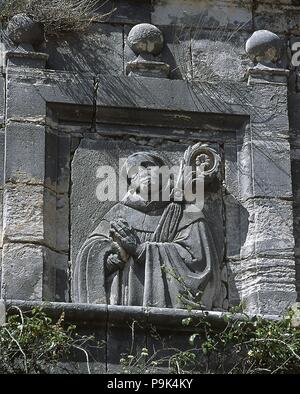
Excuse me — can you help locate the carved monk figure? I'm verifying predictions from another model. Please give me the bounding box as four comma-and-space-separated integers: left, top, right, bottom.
72, 151, 222, 309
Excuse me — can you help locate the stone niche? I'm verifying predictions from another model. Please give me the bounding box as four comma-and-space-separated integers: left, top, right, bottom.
71, 136, 226, 310
70, 108, 244, 314
52, 99, 247, 315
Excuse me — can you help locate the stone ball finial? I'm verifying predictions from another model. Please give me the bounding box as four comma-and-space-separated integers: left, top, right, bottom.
127, 23, 164, 56
7, 14, 44, 46
245, 30, 283, 64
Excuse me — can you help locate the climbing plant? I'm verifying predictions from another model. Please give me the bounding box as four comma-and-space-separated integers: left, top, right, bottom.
0, 306, 97, 373
119, 306, 300, 374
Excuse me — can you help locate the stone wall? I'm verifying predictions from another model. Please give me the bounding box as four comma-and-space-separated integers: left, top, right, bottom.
0, 0, 299, 320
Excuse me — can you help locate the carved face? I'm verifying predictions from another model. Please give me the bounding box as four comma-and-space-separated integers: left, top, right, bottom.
129, 161, 161, 196
122, 152, 166, 200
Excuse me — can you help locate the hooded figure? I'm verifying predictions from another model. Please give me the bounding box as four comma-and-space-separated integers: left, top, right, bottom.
72, 152, 222, 310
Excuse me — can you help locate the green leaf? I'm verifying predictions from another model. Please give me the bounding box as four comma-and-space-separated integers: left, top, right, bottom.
189, 333, 199, 346
182, 317, 192, 327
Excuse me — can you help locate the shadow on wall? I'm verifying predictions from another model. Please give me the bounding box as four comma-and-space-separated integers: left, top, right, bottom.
35, 9, 251, 83
39, 23, 124, 75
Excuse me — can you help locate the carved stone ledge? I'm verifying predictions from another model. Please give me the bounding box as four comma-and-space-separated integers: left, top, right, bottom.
5, 50, 49, 69
126, 55, 170, 78
247, 65, 290, 85
4, 300, 281, 329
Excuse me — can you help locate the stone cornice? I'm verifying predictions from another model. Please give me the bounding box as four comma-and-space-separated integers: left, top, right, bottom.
3, 300, 281, 330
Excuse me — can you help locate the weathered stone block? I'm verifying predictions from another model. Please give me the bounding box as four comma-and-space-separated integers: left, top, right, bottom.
293, 206, 300, 258
0, 249, 2, 291
6, 51, 48, 69
43, 247, 58, 301
296, 257, 300, 301
0, 189, 3, 249
151, 0, 252, 30
0, 130, 5, 189
3, 185, 57, 249
239, 140, 292, 199
0, 299, 5, 326
5, 123, 58, 191
253, 139, 292, 198
94, 72, 250, 116
241, 198, 294, 258
45, 131, 58, 192
6, 76, 46, 123
224, 194, 249, 260
57, 134, 71, 195
5, 122, 46, 185
237, 140, 253, 199
55, 253, 69, 302
6, 70, 94, 123
248, 84, 289, 140
224, 143, 239, 197
251, 117, 290, 141
227, 261, 243, 307
228, 257, 296, 315
96, 0, 151, 24
106, 305, 147, 372
250, 89, 289, 140
0, 77, 5, 126
56, 194, 69, 252
254, 3, 300, 34
1, 243, 56, 300
191, 31, 250, 83
291, 149, 300, 204
289, 93, 300, 145
247, 258, 296, 315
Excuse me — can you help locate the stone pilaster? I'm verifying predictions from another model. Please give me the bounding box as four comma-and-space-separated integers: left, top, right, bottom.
1, 15, 55, 301
230, 30, 297, 315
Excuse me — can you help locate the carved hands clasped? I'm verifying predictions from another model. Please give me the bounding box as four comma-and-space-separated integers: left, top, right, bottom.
107, 218, 140, 267
110, 218, 140, 256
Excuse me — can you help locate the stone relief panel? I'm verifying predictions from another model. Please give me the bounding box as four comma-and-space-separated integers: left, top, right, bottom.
71, 138, 226, 310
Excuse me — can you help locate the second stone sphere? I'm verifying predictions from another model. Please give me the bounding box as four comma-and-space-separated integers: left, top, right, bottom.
127, 23, 164, 56
245, 30, 282, 64
7, 14, 44, 45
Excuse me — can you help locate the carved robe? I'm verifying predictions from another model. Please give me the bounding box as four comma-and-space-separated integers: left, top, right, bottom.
73, 200, 222, 310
